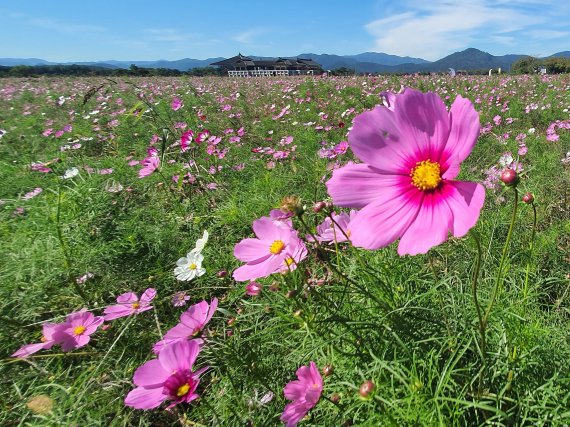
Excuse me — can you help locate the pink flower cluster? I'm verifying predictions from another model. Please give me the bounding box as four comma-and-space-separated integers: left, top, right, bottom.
12, 289, 156, 358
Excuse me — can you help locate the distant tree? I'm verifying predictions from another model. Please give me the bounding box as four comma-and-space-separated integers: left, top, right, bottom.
542, 57, 570, 74
330, 67, 355, 76
511, 56, 541, 74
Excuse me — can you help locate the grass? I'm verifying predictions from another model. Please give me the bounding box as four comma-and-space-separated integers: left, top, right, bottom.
0, 73, 569, 426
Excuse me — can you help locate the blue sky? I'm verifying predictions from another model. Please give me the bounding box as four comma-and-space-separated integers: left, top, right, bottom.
0, 0, 568, 61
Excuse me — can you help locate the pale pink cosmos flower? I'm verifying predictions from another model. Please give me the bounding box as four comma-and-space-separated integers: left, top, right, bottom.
138, 155, 160, 178
53, 310, 104, 351
245, 281, 262, 296
171, 97, 183, 111
308, 210, 356, 244
153, 298, 217, 354
12, 322, 65, 358
233, 217, 307, 282
103, 288, 157, 321
326, 88, 485, 255
22, 187, 43, 201
125, 339, 206, 410
280, 361, 323, 427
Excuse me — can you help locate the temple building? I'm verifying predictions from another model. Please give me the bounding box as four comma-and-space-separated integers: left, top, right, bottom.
210, 54, 322, 77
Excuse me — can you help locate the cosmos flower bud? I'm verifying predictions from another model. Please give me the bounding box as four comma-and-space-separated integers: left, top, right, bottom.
322, 364, 334, 376
313, 201, 327, 213
217, 270, 228, 278
330, 393, 341, 403
359, 380, 375, 398
522, 193, 534, 204
500, 169, 519, 187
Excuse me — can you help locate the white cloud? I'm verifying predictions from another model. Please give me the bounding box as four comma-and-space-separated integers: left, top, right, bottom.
365, 0, 544, 60
233, 28, 266, 44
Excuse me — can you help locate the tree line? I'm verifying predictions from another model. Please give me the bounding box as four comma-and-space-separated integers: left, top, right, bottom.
0, 64, 224, 78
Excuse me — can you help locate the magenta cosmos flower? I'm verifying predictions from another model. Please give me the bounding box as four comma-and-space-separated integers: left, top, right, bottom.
153, 298, 217, 354
326, 88, 485, 255
280, 361, 323, 427
103, 288, 157, 321
233, 217, 307, 282
53, 310, 104, 351
12, 322, 65, 358
125, 339, 206, 410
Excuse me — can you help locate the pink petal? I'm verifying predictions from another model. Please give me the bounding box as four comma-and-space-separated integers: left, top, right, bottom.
252, 217, 282, 241
103, 305, 133, 321
348, 106, 410, 174
439, 95, 480, 170
140, 288, 157, 303
233, 238, 272, 263
158, 339, 201, 373
124, 386, 166, 409
394, 88, 451, 162
443, 181, 486, 237
117, 292, 138, 304
397, 190, 453, 255
232, 254, 284, 281
348, 188, 422, 250
133, 359, 169, 387
326, 164, 409, 208
12, 342, 47, 358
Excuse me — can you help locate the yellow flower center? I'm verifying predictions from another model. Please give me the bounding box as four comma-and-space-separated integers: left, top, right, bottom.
73, 325, 86, 335
131, 302, 140, 309
176, 383, 190, 397
269, 240, 285, 255
284, 257, 294, 266
410, 160, 442, 191
40, 335, 48, 343
188, 263, 197, 270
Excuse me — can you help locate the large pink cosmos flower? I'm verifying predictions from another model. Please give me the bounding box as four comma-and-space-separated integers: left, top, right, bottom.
125, 339, 206, 410
326, 88, 485, 255
12, 322, 65, 358
53, 310, 104, 351
233, 217, 307, 282
280, 361, 323, 427
153, 298, 217, 354
103, 288, 157, 321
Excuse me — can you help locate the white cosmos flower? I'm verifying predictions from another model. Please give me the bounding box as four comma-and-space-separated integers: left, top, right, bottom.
174, 251, 205, 281
62, 167, 79, 179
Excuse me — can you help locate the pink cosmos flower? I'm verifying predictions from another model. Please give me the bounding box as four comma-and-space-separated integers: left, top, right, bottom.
125, 339, 206, 410
12, 323, 65, 358
245, 281, 262, 296
22, 187, 43, 201
103, 288, 157, 321
54, 310, 104, 351
171, 97, 183, 111
280, 361, 323, 427
153, 298, 217, 354
308, 210, 356, 244
138, 154, 160, 178
233, 217, 307, 282
326, 88, 485, 255
180, 130, 194, 152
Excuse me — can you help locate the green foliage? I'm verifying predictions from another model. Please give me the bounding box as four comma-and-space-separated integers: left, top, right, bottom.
0, 74, 569, 426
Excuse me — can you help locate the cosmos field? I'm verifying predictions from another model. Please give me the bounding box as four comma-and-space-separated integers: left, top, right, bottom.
1, 73, 569, 426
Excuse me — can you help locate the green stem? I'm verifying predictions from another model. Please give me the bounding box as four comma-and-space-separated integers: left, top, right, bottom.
522, 202, 537, 305
483, 188, 519, 326
469, 230, 486, 360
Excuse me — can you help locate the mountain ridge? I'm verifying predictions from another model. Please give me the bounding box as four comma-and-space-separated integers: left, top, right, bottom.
1, 49, 568, 73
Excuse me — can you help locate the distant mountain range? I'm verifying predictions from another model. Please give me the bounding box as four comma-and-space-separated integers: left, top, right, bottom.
1, 48, 568, 73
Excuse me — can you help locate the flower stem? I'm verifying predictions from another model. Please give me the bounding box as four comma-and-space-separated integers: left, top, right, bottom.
483, 188, 519, 327
469, 230, 486, 360
522, 202, 537, 306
